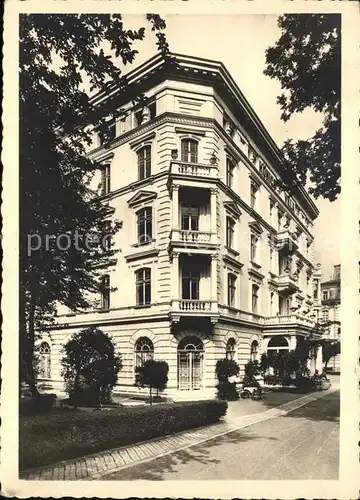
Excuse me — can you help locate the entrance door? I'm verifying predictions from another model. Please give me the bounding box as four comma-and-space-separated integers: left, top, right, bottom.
178, 336, 204, 390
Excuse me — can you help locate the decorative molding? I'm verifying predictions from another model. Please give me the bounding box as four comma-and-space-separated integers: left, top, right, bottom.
224, 144, 242, 163
224, 200, 242, 219
223, 254, 244, 270
127, 190, 158, 208
248, 267, 265, 281
94, 151, 115, 164
124, 247, 159, 263
174, 127, 206, 136
249, 221, 263, 235
129, 131, 156, 150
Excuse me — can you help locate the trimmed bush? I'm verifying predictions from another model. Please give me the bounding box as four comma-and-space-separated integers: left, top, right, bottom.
19, 399, 228, 470
19, 394, 56, 416
215, 358, 240, 401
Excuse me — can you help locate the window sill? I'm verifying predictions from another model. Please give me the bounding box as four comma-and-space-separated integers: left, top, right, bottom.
134, 304, 152, 309
250, 260, 262, 270
98, 308, 110, 313
132, 239, 156, 248
225, 246, 240, 257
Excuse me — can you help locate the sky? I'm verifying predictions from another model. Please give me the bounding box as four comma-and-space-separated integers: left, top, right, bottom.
120, 14, 339, 281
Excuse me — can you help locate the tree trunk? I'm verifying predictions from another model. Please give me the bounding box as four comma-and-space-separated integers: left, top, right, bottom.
26, 298, 40, 397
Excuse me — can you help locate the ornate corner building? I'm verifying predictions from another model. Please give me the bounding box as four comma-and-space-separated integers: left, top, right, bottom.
38, 54, 324, 399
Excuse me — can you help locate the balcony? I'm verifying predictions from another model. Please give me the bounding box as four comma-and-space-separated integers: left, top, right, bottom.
276, 230, 299, 254
170, 299, 219, 324
169, 161, 218, 183
264, 313, 317, 330
277, 272, 299, 295
170, 229, 217, 253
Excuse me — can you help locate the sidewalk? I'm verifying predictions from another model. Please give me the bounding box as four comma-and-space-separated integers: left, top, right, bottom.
20, 388, 338, 481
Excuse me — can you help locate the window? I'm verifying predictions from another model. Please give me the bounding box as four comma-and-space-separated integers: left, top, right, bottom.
323, 291, 329, 301
101, 164, 111, 195
99, 122, 116, 145
182, 268, 200, 300
250, 183, 257, 209
270, 292, 274, 315
269, 199, 274, 220
137, 207, 153, 245
138, 146, 151, 180
227, 273, 237, 307
38, 342, 51, 379
135, 268, 151, 306
226, 158, 235, 188
226, 217, 235, 249
252, 284, 259, 313
322, 308, 329, 322
250, 234, 258, 261
102, 220, 112, 252
226, 338, 236, 360
181, 205, 199, 231
135, 337, 154, 367
100, 274, 110, 310
181, 139, 198, 163
277, 210, 283, 231
250, 340, 259, 361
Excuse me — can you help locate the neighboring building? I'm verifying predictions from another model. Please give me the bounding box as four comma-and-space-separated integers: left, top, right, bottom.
38, 53, 322, 399
319, 264, 341, 372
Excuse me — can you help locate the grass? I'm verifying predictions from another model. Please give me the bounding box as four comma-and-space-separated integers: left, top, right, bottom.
19, 399, 227, 471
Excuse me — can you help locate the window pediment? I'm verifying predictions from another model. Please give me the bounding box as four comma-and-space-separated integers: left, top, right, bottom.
249, 221, 263, 235
224, 201, 242, 219
127, 190, 157, 208
129, 131, 156, 151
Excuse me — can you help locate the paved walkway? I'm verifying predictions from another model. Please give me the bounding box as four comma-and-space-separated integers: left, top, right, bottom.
20, 389, 337, 481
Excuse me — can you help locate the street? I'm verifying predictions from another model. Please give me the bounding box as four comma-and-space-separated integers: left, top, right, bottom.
104, 390, 339, 480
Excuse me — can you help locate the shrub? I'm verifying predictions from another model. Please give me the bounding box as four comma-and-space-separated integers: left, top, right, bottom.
294, 376, 313, 393
135, 360, 169, 405
19, 399, 228, 470
61, 327, 122, 407
242, 360, 261, 388
19, 394, 56, 416
215, 358, 240, 401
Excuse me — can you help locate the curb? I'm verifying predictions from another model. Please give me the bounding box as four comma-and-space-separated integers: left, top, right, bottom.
21, 388, 338, 481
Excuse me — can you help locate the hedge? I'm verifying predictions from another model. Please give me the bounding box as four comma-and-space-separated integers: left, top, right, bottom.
19, 395, 56, 416
19, 399, 227, 470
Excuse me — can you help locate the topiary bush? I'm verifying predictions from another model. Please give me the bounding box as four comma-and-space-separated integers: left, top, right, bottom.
61, 327, 122, 407
215, 358, 240, 400
135, 360, 169, 404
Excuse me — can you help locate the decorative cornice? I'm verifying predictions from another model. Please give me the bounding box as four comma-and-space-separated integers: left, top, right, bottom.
248, 267, 265, 281
249, 221, 263, 235
127, 190, 158, 208
174, 127, 206, 136
224, 200, 242, 219
223, 254, 244, 270
129, 131, 156, 150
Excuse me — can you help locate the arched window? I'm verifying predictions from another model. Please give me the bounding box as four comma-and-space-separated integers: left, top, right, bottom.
136, 207, 153, 245
137, 145, 151, 180
267, 336, 289, 349
226, 338, 236, 360
38, 342, 51, 379
178, 336, 204, 351
135, 268, 151, 306
181, 139, 198, 163
250, 340, 259, 361
135, 337, 154, 367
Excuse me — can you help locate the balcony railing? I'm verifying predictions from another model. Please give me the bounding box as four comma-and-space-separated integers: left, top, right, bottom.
264, 314, 315, 327
170, 161, 218, 179
276, 230, 299, 253
179, 299, 212, 311
171, 228, 217, 248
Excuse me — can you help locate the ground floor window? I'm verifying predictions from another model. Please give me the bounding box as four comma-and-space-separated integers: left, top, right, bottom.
266, 336, 289, 375
250, 340, 259, 361
135, 337, 154, 367
178, 336, 204, 391
226, 338, 236, 360
38, 342, 51, 379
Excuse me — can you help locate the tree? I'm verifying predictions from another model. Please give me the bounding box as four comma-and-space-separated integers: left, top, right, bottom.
322, 340, 340, 370
19, 14, 174, 396
264, 14, 340, 201
61, 327, 122, 408
135, 360, 169, 405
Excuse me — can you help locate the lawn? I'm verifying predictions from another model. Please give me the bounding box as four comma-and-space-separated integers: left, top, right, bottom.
19, 399, 227, 471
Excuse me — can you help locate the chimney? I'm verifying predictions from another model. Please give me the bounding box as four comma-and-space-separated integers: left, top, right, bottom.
333, 264, 340, 281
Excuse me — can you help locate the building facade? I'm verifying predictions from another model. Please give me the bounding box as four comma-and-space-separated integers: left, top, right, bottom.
37, 54, 322, 399
319, 265, 341, 372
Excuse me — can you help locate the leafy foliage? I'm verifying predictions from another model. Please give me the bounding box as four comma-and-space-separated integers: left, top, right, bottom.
135, 360, 169, 404
264, 14, 340, 201
215, 358, 240, 400
322, 340, 340, 369
61, 327, 122, 407
19, 14, 173, 395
